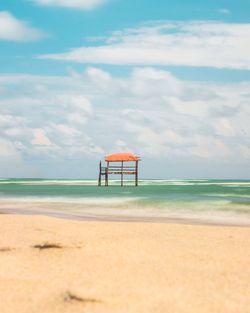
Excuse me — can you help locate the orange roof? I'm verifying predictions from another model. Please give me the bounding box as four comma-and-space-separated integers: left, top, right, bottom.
105, 153, 140, 162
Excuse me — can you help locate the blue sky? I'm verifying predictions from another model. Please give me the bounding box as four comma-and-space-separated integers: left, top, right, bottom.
0, 0, 250, 178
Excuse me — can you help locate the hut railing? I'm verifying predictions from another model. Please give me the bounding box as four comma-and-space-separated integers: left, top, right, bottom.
100, 166, 136, 174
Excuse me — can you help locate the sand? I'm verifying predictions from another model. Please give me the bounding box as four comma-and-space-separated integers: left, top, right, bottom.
0, 215, 249, 313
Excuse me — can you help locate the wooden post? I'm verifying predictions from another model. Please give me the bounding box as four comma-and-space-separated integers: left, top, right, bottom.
105, 167, 107, 186
121, 161, 124, 187
98, 161, 102, 186
135, 160, 138, 186
105, 161, 109, 186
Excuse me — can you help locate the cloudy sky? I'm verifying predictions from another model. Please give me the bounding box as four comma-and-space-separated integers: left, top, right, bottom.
0, 0, 249, 178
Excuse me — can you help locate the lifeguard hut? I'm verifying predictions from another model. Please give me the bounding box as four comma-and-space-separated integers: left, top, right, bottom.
98, 152, 141, 186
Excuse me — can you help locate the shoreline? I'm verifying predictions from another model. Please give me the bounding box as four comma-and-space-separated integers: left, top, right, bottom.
1, 208, 250, 227
0, 214, 249, 313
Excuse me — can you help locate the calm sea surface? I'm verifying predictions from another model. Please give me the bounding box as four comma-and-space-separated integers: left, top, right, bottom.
0, 179, 250, 225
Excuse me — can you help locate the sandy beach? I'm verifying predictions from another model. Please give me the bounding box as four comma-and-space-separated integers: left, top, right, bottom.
0, 214, 249, 313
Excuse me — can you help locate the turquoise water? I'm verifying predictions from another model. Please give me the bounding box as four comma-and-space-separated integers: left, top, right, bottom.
0, 179, 250, 225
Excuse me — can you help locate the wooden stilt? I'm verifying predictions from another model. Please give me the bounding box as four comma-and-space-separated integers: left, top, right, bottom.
105, 168, 107, 186
105, 161, 109, 186
98, 161, 102, 186
121, 161, 124, 186
135, 160, 138, 186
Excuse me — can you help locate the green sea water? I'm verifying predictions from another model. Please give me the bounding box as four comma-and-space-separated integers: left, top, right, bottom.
0, 179, 250, 225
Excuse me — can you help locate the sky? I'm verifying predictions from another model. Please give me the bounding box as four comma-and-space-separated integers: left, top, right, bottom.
0, 0, 250, 179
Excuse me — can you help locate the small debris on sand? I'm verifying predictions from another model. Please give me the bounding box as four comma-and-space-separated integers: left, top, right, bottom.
33, 243, 63, 250
64, 291, 101, 304
0, 247, 12, 252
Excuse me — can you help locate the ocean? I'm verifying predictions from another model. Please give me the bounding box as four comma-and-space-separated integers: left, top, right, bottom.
0, 179, 250, 225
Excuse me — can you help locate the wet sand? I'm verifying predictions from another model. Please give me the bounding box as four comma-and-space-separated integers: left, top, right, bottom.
1, 206, 250, 227
0, 214, 249, 313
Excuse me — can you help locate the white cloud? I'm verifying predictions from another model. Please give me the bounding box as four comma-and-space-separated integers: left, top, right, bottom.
67, 113, 87, 125
69, 96, 93, 113
0, 11, 45, 42
39, 21, 250, 69
0, 67, 249, 173
4, 127, 28, 137
32, 129, 52, 146
0, 114, 25, 127
169, 98, 209, 117
0, 138, 21, 159
0, 138, 39, 177
31, 0, 107, 10
214, 118, 235, 137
